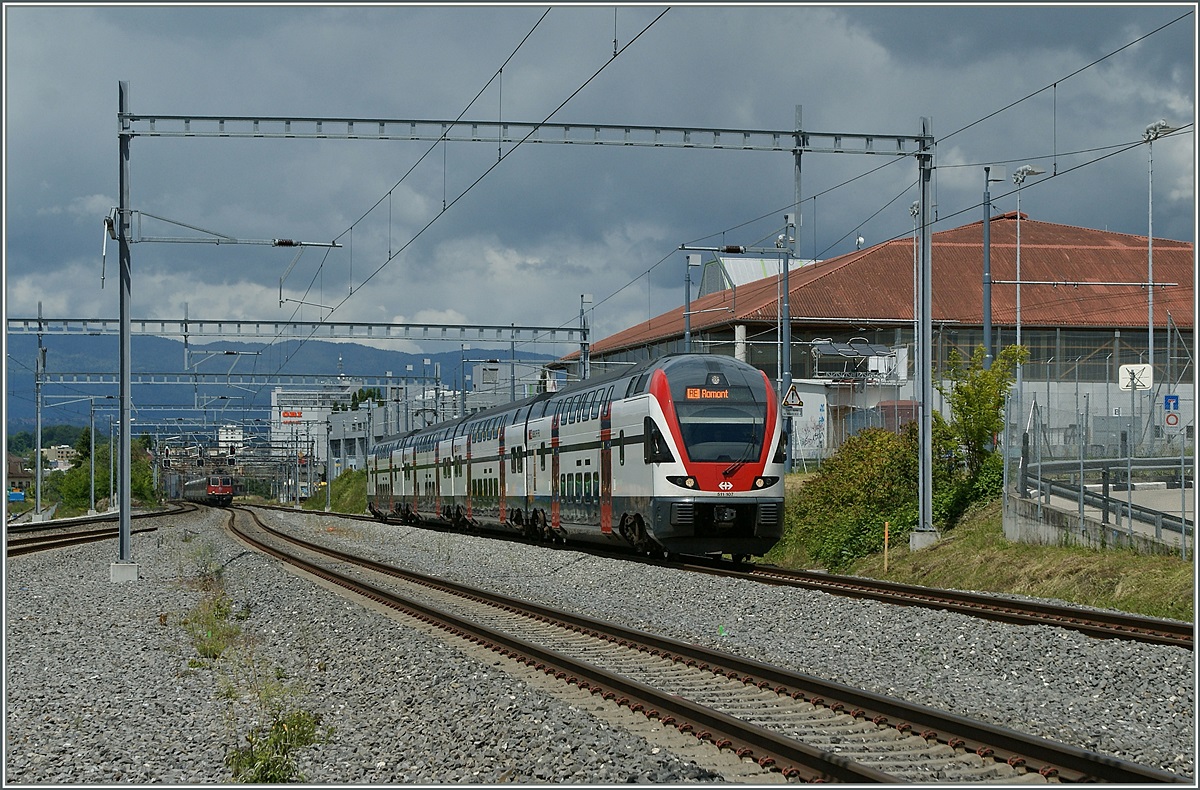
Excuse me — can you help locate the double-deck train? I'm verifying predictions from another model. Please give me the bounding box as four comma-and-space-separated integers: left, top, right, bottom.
367, 353, 786, 561
182, 474, 236, 506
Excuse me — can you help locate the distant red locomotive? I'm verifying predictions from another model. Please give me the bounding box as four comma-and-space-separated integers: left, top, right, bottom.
182, 475, 235, 506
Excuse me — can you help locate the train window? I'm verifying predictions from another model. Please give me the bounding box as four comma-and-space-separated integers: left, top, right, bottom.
583, 472, 592, 503
590, 389, 603, 420
644, 416, 675, 464
593, 472, 599, 503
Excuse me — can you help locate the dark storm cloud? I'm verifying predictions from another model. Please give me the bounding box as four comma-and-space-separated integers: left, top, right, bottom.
3, 3, 1195, 344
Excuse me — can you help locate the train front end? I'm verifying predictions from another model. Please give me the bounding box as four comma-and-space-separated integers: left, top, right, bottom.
208, 476, 234, 506
643, 355, 785, 558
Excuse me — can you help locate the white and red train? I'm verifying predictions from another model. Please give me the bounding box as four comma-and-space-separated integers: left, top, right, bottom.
182, 474, 235, 506
366, 353, 786, 561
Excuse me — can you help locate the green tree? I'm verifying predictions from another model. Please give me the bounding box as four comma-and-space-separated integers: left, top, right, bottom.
934, 344, 1027, 478
72, 426, 95, 467
42, 439, 157, 514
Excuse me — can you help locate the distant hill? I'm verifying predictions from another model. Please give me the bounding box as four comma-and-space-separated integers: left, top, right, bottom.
4, 334, 560, 431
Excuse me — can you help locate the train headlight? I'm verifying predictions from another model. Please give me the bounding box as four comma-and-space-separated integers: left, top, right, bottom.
754, 476, 779, 489
666, 475, 698, 489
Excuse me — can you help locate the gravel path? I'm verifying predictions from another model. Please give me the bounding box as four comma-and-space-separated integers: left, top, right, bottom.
5, 507, 1194, 783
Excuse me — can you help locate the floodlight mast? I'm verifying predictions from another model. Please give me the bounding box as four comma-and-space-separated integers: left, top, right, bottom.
1142, 119, 1179, 387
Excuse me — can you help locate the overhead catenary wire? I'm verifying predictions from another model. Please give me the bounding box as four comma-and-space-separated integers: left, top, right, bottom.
253, 8, 670, 395
572, 11, 1192, 344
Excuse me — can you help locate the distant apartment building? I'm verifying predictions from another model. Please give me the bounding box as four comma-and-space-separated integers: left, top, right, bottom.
41, 445, 79, 471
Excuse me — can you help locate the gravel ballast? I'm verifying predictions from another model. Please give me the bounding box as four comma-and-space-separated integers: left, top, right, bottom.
5, 507, 1195, 783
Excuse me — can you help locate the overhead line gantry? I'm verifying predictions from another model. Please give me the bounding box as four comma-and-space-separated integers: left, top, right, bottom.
93, 86, 938, 583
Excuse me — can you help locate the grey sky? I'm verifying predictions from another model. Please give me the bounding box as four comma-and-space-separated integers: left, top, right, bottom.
3, 3, 1195, 355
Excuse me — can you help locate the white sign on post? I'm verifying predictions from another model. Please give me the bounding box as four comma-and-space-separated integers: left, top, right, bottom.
1118, 363, 1153, 391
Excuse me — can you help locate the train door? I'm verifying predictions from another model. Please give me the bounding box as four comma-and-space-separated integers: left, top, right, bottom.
523, 410, 551, 518
600, 396, 613, 533
503, 422, 525, 524
497, 421, 507, 525
550, 409, 561, 530
407, 445, 420, 518
433, 439, 442, 518
464, 432, 473, 522
453, 432, 468, 520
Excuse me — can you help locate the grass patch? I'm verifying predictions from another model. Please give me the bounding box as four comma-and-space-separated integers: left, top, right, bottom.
219, 649, 331, 783
844, 498, 1193, 622
302, 468, 366, 514
226, 708, 326, 783
173, 535, 328, 782
183, 594, 243, 659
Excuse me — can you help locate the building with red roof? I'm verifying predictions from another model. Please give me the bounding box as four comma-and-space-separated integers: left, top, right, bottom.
577, 214, 1193, 453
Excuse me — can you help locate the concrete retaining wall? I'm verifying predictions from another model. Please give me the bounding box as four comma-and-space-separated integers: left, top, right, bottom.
1003, 494, 1177, 554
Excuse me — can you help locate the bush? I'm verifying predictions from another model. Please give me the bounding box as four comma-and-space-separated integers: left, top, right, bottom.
775, 428, 921, 572
772, 420, 1008, 572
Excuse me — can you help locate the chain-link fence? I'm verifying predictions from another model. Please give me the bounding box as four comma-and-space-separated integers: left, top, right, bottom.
1001, 370, 1193, 557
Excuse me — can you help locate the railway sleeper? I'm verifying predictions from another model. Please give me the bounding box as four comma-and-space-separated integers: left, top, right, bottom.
841, 749, 1029, 783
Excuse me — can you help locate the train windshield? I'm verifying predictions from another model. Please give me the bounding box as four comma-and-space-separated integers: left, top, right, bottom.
665, 357, 768, 463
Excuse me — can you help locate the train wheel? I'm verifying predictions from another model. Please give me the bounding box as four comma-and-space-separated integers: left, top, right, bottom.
534, 509, 551, 542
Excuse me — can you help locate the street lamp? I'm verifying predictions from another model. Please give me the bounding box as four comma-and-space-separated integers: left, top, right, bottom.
1143, 119, 1179, 382
778, 214, 796, 473
460, 344, 471, 417
982, 165, 1006, 369
684, 254, 701, 352
910, 201, 920, 352
1012, 164, 1045, 436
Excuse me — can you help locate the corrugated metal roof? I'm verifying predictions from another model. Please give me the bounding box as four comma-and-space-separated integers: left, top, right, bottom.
698, 256, 813, 297
591, 214, 1194, 355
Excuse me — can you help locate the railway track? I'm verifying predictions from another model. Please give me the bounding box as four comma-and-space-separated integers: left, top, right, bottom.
6, 502, 191, 533
254, 502, 1194, 650
227, 504, 1187, 784
5, 504, 192, 557
679, 561, 1195, 650
5, 503, 281, 559
6, 525, 158, 557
